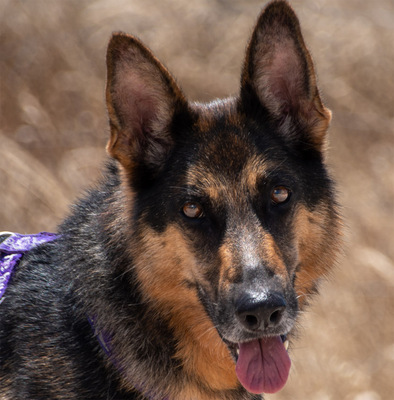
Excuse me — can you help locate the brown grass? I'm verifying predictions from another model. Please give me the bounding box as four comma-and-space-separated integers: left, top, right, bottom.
1, 1, 393, 399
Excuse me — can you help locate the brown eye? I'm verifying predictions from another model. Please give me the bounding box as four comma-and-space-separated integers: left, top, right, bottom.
182, 202, 204, 219
271, 186, 291, 204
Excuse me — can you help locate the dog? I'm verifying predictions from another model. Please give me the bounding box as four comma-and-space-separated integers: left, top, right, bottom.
0, 1, 342, 399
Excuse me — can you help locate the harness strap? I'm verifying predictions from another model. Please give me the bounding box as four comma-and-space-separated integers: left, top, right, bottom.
0, 231, 58, 302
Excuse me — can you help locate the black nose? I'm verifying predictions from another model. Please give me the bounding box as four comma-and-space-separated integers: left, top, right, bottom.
235, 292, 286, 331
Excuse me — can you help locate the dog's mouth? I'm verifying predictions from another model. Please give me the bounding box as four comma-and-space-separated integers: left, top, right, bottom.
225, 335, 290, 394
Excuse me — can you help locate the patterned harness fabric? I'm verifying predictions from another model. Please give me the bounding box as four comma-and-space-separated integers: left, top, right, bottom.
0, 232, 58, 303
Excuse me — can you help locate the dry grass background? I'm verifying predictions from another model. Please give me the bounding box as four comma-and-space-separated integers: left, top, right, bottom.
1, 0, 393, 399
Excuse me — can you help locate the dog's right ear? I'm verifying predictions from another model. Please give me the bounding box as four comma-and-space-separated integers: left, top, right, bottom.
106, 33, 187, 175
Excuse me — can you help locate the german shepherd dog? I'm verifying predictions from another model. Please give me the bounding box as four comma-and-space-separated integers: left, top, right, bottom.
0, 1, 342, 399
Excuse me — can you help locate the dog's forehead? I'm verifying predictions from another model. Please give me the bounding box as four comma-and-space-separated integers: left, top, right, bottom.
184, 138, 269, 201
180, 99, 291, 204
182, 101, 271, 197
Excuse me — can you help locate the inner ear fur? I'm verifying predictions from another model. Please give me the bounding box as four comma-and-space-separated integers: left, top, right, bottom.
241, 0, 331, 150
106, 33, 187, 173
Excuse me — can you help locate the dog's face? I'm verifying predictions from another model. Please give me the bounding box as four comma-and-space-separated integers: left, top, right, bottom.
105, 1, 341, 396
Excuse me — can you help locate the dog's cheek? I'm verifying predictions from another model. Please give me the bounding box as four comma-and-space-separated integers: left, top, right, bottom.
132, 223, 226, 321
132, 224, 215, 343
133, 225, 195, 300
132, 224, 238, 391
293, 204, 342, 308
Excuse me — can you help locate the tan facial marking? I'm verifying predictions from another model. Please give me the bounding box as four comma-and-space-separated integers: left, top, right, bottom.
261, 231, 289, 279
294, 204, 342, 307
133, 225, 238, 391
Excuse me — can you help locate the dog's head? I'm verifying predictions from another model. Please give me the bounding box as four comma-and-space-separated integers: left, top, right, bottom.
105, 0, 341, 396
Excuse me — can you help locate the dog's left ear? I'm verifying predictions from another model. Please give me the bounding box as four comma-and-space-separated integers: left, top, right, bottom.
240, 0, 331, 150
106, 33, 188, 175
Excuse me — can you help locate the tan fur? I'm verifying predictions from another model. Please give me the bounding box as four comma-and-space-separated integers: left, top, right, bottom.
218, 244, 238, 285
133, 225, 238, 394
294, 204, 342, 308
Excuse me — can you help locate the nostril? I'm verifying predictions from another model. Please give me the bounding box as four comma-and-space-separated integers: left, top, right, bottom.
269, 308, 284, 326
244, 314, 259, 329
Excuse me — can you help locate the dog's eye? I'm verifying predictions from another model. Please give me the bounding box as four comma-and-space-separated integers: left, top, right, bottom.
182, 202, 204, 219
271, 186, 291, 204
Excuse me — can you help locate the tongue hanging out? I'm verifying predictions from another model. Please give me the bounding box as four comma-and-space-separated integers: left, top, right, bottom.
235, 336, 291, 394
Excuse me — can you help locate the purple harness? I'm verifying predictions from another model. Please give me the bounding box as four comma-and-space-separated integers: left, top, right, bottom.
0, 232, 58, 302
0, 232, 169, 400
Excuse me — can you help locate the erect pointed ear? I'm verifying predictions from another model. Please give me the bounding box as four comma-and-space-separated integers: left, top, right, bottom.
106, 33, 188, 174
240, 0, 331, 150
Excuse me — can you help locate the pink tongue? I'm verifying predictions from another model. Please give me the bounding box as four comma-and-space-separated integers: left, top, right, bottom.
235, 336, 291, 394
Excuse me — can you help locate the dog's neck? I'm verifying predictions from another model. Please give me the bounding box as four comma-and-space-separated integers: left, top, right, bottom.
87, 315, 170, 399
0, 232, 169, 400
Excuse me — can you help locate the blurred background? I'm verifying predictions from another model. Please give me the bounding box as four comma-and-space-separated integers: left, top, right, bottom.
1, 0, 393, 399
